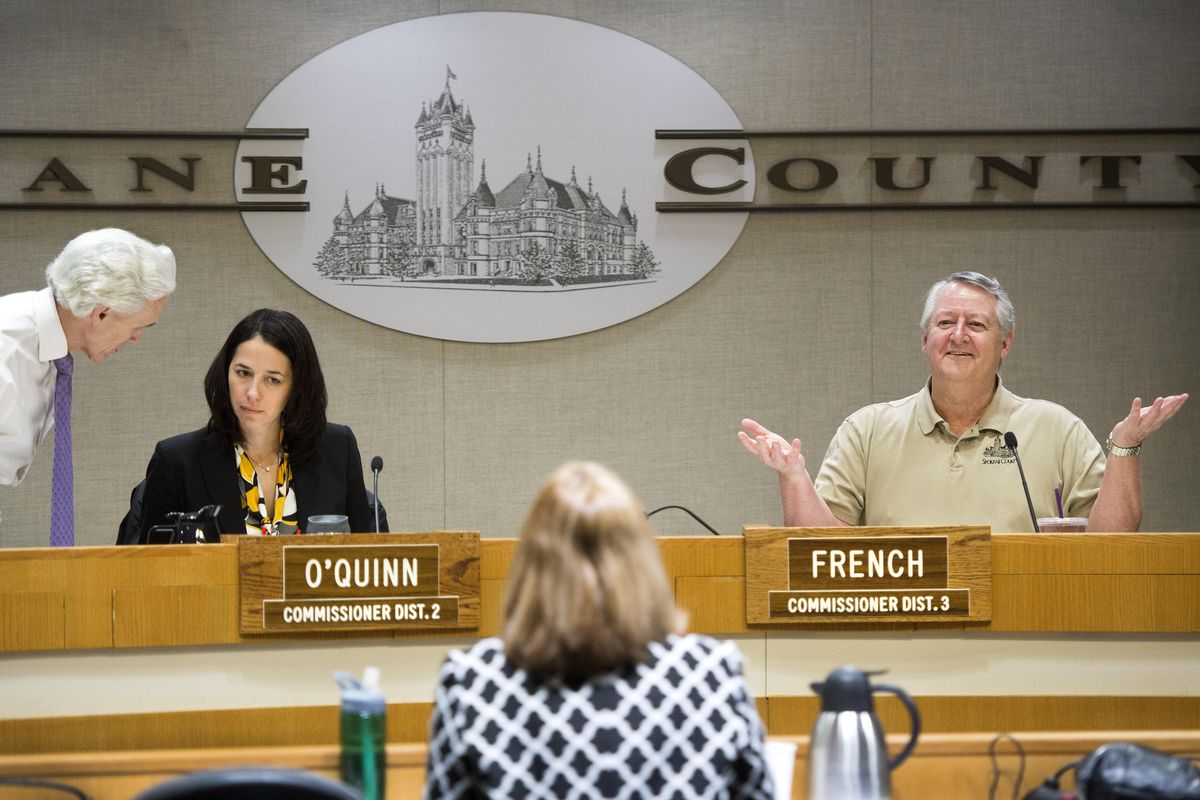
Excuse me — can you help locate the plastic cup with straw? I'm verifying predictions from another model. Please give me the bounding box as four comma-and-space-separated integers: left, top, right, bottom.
1037, 486, 1087, 532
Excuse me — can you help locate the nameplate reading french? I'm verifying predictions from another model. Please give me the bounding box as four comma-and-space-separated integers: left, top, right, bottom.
236, 532, 480, 634
744, 526, 990, 624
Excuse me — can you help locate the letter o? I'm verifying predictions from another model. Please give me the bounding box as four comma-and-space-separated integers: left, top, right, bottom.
766, 158, 838, 192
305, 560, 322, 588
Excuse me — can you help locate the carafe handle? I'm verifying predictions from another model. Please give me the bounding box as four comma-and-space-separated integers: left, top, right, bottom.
874, 683, 921, 770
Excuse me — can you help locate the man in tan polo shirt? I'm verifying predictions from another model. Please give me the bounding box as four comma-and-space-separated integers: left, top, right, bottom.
738, 271, 1188, 532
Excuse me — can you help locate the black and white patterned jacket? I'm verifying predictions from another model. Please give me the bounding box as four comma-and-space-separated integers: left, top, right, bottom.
424, 633, 774, 799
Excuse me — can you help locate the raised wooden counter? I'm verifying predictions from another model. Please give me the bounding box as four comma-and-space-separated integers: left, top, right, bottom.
1, 532, 1198, 653
1, 533, 1197, 756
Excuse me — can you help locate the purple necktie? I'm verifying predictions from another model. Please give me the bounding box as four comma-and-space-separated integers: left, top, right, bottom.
51, 354, 74, 547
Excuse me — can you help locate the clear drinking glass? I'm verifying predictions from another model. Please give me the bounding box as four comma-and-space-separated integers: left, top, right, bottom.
307, 514, 351, 534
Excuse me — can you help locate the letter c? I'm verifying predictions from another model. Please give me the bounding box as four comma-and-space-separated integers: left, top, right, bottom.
664, 147, 747, 195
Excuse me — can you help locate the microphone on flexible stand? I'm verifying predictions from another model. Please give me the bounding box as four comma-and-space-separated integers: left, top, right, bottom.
1004, 432, 1040, 533
646, 505, 721, 536
370, 456, 383, 534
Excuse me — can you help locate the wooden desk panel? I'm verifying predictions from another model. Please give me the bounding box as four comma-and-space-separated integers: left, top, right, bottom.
0, 593, 63, 652
1, 533, 1198, 652
992, 573, 1200, 632
112, 586, 240, 647
0, 704, 435, 756
1, 732, 1196, 800
992, 532, 1200, 574
767, 695, 1200, 736
0, 743, 427, 800
2, 693, 1196, 756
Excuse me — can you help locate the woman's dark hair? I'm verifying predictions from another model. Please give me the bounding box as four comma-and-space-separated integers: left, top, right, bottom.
203, 308, 328, 466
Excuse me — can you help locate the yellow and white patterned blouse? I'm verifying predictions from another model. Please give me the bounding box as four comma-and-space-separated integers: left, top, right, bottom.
233, 439, 298, 536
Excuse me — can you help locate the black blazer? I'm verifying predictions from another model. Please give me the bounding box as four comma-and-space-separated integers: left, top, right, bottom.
134, 423, 379, 544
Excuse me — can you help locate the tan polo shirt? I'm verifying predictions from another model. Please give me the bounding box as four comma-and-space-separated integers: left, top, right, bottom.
814, 378, 1105, 532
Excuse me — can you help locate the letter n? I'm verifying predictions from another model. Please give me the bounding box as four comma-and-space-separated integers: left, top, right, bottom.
977, 156, 1043, 190
1178, 155, 1200, 187
130, 157, 200, 192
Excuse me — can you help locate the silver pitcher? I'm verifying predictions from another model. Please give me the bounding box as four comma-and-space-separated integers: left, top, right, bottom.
808, 666, 921, 800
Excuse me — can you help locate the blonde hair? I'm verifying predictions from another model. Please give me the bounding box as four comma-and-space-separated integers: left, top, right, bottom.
503, 462, 684, 682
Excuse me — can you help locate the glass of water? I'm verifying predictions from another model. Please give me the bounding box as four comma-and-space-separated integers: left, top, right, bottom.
307, 514, 351, 534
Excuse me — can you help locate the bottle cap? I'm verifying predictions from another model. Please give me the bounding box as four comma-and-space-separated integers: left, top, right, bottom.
335, 667, 386, 714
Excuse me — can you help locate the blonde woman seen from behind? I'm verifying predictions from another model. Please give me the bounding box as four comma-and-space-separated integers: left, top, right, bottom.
424, 462, 774, 799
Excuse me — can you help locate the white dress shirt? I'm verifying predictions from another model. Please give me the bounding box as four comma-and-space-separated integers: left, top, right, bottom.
0, 288, 69, 485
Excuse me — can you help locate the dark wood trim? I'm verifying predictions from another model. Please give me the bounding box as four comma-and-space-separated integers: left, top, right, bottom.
0, 129, 308, 140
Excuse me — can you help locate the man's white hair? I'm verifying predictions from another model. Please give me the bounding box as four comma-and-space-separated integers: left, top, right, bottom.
920, 270, 1015, 337
44, 228, 176, 317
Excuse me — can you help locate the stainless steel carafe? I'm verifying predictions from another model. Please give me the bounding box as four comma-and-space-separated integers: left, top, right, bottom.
808, 666, 921, 800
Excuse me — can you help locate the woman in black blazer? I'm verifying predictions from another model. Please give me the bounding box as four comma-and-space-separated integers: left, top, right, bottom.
133, 308, 380, 543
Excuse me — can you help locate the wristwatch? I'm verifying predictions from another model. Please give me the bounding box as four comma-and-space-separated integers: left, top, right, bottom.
1105, 433, 1142, 457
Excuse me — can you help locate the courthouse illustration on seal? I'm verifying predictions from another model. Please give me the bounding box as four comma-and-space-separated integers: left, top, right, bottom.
313, 69, 661, 289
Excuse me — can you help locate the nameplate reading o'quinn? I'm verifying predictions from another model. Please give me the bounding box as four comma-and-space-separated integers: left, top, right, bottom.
236, 532, 481, 635
283, 544, 440, 599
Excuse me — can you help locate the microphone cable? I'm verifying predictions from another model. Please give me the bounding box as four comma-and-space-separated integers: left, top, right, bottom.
1021, 759, 1080, 800
987, 731, 1027, 800
645, 505, 721, 536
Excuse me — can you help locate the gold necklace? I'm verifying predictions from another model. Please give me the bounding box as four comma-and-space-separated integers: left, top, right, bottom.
243, 450, 279, 473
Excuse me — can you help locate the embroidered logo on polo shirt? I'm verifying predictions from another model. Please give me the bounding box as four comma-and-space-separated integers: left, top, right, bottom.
982, 433, 1016, 465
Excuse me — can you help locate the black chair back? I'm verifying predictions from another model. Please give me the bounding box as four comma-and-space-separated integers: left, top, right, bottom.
132, 767, 363, 800
116, 479, 147, 545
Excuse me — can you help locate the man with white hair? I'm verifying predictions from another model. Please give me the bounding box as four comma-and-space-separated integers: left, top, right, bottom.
739, 271, 1188, 533
0, 228, 176, 545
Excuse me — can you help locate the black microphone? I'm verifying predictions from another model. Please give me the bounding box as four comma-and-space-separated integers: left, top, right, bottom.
370, 456, 383, 534
645, 505, 721, 536
1004, 432, 1040, 533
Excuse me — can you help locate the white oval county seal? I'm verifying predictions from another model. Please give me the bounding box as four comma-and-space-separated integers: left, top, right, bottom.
238, 12, 752, 342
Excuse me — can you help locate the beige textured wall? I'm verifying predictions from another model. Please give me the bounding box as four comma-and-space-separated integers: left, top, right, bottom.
2, 0, 1198, 547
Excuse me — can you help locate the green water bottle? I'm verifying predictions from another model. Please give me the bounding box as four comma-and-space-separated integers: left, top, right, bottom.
335, 666, 387, 800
